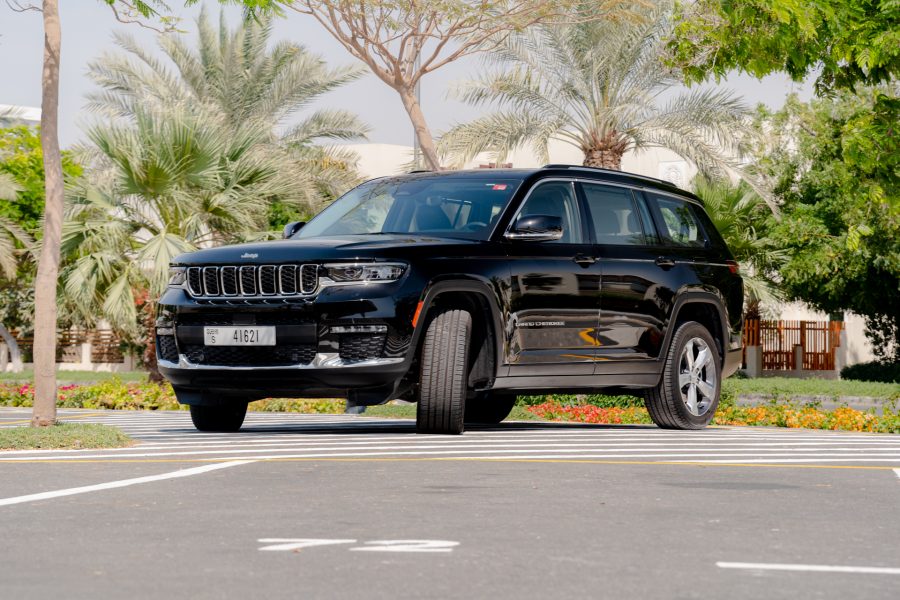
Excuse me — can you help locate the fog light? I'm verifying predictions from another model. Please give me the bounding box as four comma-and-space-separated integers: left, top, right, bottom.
330, 325, 388, 334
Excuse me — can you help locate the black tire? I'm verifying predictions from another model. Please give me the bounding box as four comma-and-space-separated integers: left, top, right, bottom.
465, 392, 516, 424
645, 321, 721, 430
189, 403, 248, 432
416, 309, 471, 434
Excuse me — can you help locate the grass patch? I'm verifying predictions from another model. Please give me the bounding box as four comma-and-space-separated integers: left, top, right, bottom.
0, 370, 148, 384
0, 422, 132, 450
722, 377, 899, 400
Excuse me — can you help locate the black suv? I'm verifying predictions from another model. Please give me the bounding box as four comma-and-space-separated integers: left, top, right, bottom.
158, 165, 743, 434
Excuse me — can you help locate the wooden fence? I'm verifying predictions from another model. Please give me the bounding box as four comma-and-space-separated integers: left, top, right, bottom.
7, 330, 125, 364
743, 320, 842, 371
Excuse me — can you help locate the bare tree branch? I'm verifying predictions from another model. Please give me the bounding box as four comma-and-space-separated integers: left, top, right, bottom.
6, 0, 41, 12
279, 0, 644, 169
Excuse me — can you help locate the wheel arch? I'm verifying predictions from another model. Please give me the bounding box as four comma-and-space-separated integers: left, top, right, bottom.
405, 277, 506, 389
664, 292, 731, 364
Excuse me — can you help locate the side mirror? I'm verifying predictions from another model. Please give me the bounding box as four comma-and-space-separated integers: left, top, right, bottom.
282, 221, 305, 239
504, 214, 564, 242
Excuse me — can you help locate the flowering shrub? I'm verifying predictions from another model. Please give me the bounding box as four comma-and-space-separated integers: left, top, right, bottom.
0, 380, 182, 410
0, 380, 345, 414
526, 402, 652, 425
525, 399, 900, 434
3, 379, 898, 433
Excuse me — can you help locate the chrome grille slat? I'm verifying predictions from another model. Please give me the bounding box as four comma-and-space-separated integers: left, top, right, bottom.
278, 265, 298, 295
220, 266, 238, 296
239, 266, 257, 295
187, 267, 204, 296
300, 264, 318, 294
185, 264, 317, 299
259, 265, 278, 295
202, 267, 220, 296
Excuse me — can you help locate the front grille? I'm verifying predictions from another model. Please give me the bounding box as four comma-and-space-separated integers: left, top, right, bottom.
182, 344, 317, 367
157, 335, 178, 362
185, 265, 318, 298
339, 334, 386, 362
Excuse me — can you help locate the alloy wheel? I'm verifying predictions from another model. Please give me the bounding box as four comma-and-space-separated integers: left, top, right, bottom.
678, 337, 716, 417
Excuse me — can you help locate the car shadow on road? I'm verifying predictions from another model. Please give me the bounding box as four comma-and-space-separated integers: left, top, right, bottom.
158, 419, 667, 437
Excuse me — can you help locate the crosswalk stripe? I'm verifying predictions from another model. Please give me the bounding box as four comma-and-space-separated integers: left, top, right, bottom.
2, 410, 899, 466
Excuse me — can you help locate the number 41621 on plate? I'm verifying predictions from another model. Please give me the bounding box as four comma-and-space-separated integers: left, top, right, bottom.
204, 326, 276, 346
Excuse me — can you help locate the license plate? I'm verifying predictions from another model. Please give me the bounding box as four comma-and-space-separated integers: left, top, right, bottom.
204, 326, 276, 346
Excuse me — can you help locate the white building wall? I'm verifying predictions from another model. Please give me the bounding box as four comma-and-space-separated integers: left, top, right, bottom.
341, 140, 696, 184
0, 104, 41, 128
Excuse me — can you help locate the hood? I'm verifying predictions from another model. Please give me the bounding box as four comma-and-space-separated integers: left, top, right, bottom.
173, 234, 479, 265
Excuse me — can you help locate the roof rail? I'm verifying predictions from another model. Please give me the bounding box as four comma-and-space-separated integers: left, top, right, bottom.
407, 169, 434, 174
541, 164, 671, 187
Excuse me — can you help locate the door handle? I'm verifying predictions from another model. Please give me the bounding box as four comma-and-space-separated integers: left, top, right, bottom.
573, 254, 597, 266
655, 256, 676, 268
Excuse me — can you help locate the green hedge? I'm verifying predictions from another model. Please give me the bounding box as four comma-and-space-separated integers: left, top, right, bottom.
841, 361, 900, 384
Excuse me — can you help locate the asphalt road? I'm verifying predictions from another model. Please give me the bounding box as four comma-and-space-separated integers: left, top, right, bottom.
1, 408, 899, 599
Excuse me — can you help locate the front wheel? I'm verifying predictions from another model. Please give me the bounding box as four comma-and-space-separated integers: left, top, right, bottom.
645, 321, 721, 430
189, 403, 248, 432
416, 309, 471, 434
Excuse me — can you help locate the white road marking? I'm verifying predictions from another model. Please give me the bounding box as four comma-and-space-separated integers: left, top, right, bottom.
350, 540, 459, 553
258, 539, 357, 552
716, 561, 900, 575
894, 468, 900, 480
0, 460, 255, 507
2, 410, 900, 467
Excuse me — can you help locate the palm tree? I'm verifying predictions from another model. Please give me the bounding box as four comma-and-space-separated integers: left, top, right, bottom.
438, 1, 750, 176
63, 9, 370, 345
85, 8, 369, 213
0, 172, 29, 372
692, 176, 787, 316
63, 104, 302, 333
0, 173, 30, 280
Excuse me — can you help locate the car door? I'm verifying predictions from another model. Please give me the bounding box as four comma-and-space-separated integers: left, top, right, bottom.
504, 179, 601, 376
578, 182, 674, 369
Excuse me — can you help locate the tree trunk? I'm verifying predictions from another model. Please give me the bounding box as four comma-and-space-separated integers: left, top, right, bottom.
32, 0, 62, 427
582, 133, 628, 170
397, 87, 441, 171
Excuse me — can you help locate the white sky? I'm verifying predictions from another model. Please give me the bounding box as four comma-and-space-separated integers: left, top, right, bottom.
0, 3, 815, 149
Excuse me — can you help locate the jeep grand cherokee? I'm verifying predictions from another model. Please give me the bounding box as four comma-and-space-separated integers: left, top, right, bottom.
157, 165, 743, 434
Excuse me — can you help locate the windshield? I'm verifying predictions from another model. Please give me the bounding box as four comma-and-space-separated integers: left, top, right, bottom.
295, 175, 523, 241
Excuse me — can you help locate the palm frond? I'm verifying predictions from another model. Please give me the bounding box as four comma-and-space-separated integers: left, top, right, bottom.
441, 1, 751, 174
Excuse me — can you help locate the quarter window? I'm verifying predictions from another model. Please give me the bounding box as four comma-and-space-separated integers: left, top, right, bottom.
581, 183, 646, 245
649, 195, 708, 247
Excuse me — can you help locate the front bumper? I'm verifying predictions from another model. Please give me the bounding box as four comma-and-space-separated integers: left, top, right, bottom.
155, 278, 422, 399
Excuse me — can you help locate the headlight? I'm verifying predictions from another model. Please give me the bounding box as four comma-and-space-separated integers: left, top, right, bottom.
168, 266, 187, 287
322, 262, 407, 284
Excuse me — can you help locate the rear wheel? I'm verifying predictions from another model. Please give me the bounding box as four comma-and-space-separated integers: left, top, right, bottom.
465, 392, 516, 424
416, 309, 470, 434
189, 403, 248, 432
645, 321, 721, 430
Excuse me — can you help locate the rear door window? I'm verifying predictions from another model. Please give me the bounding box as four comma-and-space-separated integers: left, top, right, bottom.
580, 183, 648, 245
647, 194, 708, 248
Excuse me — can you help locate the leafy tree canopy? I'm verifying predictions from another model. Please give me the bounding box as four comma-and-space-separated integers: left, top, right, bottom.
0, 126, 82, 235
754, 90, 900, 359
670, 0, 900, 93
